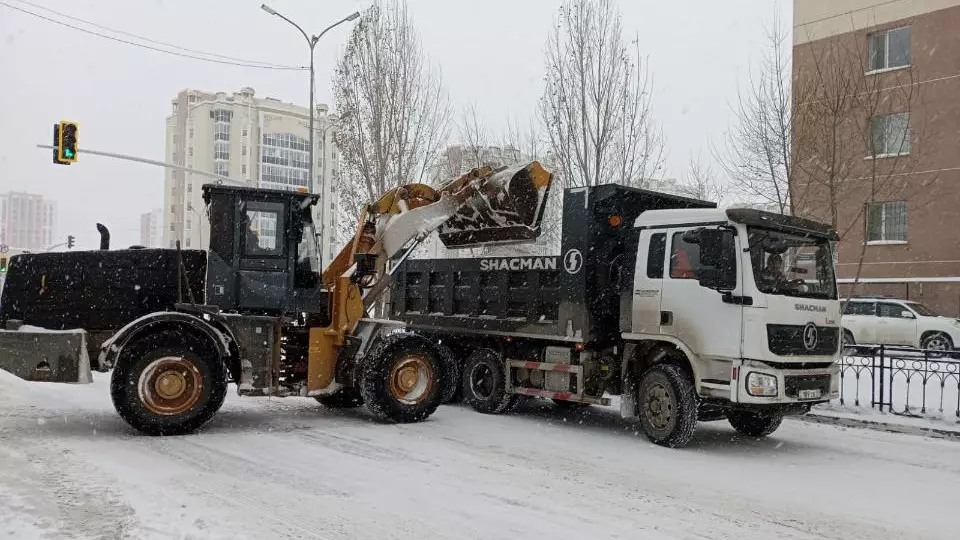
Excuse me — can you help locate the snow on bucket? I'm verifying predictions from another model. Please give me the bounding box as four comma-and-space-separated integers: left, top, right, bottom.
438, 161, 553, 249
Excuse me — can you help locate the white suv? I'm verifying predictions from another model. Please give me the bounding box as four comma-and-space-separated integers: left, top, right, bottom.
841, 298, 960, 351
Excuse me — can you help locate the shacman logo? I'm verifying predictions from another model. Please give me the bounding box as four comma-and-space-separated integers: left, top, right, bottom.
563, 249, 583, 275
795, 303, 827, 313
479, 257, 558, 271
802, 322, 819, 351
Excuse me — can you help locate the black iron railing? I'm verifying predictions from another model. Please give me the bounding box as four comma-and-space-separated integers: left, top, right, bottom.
839, 345, 960, 418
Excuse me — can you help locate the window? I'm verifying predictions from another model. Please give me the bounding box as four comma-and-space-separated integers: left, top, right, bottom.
843, 301, 876, 316
867, 201, 907, 242
214, 123, 230, 141
212, 109, 233, 122
242, 144, 247, 156
878, 302, 912, 318
170, 205, 175, 214
646, 233, 666, 278
243, 203, 284, 256
669, 232, 700, 279
214, 141, 230, 160
187, 183, 193, 193
186, 220, 191, 231
870, 113, 911, 156
169, 223, 175, 232
188, 147, 193, 157
242, 128, 248, 137
214, 161, 229, 178
869, 27, 911, 71
185, 238, 191, 248
189, 128, 194, 139
241, 164, 247, 175
187, 202, 193, 211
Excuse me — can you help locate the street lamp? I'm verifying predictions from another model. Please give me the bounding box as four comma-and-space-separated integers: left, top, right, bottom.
261, 4, 360, 260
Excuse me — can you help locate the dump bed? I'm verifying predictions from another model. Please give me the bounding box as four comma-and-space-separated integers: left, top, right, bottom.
390, 184, 715, 345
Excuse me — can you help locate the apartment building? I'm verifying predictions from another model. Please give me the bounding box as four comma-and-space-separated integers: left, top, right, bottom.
139, 208, 162, 248
163, 87, 341, 262
0, 192, 58, 251
793, 0, 960, 315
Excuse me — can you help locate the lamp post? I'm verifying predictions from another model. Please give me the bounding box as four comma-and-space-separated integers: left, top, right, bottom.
260, 3, 359, 202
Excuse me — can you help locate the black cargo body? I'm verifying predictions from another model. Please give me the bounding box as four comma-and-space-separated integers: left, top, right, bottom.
390, 184, 715, 346
0, 249, 206, 331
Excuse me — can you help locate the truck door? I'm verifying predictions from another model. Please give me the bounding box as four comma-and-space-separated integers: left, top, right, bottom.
631, 230, 668, 333
658, 228, 743, 362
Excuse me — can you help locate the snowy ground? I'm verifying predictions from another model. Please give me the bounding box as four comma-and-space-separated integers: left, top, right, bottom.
1, 371, 957, 540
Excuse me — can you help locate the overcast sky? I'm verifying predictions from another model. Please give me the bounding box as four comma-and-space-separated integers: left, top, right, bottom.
0, 0, 782, 249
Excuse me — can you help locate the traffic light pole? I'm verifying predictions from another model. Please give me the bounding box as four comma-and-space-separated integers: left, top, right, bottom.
35, 144, 243, 186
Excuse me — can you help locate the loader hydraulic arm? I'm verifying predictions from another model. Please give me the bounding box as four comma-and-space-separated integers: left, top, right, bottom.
306, 162, 552, 393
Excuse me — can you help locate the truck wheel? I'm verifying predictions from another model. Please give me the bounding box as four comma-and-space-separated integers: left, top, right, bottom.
435, 341, 462, 404
360, 335, 444, 423
314, 387, 364, 409
462, 349, 520, 414
726, 410, 783, 437
636, 363, 698, 448
110, 330, 228, 436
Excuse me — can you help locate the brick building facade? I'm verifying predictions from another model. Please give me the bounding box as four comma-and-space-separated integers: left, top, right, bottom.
793, 0, 960, 316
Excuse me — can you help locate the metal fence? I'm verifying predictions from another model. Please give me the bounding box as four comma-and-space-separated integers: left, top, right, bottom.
839, 345, 960, 418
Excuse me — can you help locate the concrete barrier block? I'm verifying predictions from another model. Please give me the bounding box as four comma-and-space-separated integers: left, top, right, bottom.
0, 327, 92, 383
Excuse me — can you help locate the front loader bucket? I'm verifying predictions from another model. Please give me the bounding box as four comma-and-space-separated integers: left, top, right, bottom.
438, 161, 553, 249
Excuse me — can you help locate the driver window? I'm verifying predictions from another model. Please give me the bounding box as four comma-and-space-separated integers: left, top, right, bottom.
669, 232, 699, 279
243, 202, 284, 257
878, 303, 912, 319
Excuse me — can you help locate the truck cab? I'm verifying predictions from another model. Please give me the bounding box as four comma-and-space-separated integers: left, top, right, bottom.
628, 207, 840, 413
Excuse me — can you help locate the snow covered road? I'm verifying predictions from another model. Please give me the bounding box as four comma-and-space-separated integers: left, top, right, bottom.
1, 371, 957, 540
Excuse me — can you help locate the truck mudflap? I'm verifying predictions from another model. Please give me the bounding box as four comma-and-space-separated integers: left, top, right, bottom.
0, 323, 92, 383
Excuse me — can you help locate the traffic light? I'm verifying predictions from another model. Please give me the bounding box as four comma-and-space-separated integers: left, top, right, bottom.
67, 235, 75, 249
0, 257, 7, 273
57, 121, 79, 163
52, 123, 69, 165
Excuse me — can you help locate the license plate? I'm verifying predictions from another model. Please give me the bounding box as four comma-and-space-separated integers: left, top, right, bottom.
798, 389, 822, 400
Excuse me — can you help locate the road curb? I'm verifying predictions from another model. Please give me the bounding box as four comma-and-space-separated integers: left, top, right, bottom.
793, 412, 960, 441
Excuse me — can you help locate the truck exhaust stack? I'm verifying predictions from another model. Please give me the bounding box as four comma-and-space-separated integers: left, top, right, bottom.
438, 161, 552, 249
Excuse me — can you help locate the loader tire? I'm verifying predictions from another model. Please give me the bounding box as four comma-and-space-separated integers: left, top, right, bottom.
462, 349, 520, 415
110, 330, 227, 436
726, 410, 783, 437
636, 362, 698, 448
314, 387, 364, 409
361, 334, 444, 423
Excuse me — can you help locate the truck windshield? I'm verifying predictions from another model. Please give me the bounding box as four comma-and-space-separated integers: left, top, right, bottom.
748, 228, 837, 300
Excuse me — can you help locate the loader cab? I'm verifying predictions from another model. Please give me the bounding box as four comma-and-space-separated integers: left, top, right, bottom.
202, 184, 326, 316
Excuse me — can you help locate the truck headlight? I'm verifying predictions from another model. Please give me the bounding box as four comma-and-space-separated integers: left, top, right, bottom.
746, 372, 778, 397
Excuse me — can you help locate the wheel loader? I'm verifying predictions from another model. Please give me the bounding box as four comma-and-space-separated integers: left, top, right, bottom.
0, 163, 553, 435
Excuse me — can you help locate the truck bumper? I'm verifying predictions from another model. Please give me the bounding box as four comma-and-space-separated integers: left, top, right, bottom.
0, 326, 93, 383
726, 358, 838, 408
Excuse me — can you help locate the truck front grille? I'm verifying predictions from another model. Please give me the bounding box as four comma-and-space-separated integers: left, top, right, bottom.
767, 324, 839, 356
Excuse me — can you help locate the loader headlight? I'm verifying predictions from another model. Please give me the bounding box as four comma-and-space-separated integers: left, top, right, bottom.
746, 372, 778, 397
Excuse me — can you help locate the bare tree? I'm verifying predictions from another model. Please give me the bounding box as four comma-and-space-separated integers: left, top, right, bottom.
675, 154, 726, 204
332, 0, 451, 247
714, 10, 796, 214
539, 0, 664, 189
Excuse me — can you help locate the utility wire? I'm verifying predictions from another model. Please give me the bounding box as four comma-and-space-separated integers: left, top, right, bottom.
10, 0, 297, 68
0, 1, 307, 70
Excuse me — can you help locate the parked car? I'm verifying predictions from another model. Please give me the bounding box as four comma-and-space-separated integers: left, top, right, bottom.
841, 297, 960, 351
